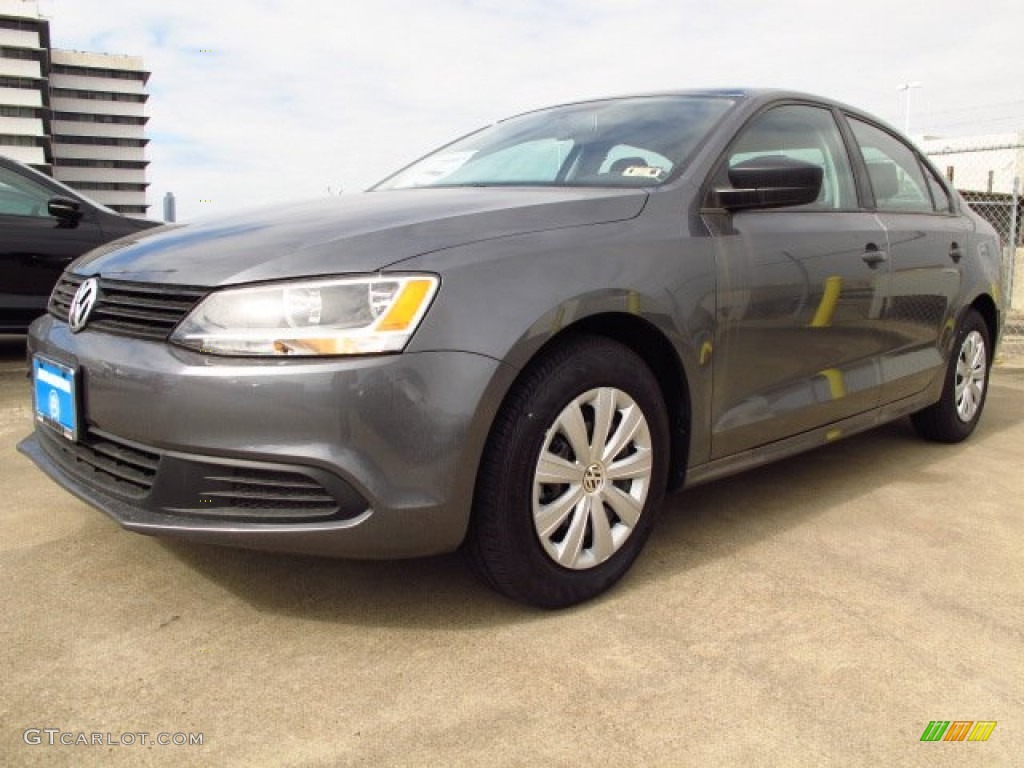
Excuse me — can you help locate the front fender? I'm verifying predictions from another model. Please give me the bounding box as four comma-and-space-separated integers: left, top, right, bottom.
402, 208, 718, 468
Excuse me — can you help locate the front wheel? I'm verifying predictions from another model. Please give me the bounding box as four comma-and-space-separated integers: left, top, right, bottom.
465, 335, 670, 608
911, 309, 991, 443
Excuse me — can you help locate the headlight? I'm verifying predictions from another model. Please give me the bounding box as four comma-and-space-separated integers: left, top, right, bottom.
170, 275, 439, 356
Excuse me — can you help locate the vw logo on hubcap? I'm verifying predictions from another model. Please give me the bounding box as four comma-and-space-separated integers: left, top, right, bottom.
582, 462, 605, 494
68, 277, 99, 333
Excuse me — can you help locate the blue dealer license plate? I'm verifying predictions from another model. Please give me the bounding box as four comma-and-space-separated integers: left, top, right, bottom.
33, 356, 79, 441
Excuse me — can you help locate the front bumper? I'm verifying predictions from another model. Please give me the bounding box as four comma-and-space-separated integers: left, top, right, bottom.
19, 314, 509, 558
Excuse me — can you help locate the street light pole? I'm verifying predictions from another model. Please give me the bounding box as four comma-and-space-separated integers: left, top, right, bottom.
897, 82, 922, 135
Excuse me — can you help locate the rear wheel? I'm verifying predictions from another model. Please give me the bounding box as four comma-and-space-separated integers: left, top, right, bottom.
466, 335, 670, 608
911, 309, 991, 443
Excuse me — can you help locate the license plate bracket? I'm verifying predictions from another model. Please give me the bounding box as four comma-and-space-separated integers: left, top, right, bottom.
32, 356, 80, 442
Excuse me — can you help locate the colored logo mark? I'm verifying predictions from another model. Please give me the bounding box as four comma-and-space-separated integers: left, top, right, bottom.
920, 721, 996, 742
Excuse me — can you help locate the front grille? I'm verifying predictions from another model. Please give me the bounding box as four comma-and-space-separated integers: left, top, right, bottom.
49, 273, 207, 341
197, 467, 340, 519
38, 425, 160, 499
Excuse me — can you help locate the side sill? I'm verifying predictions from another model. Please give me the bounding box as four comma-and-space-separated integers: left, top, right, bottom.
683, 390, 936, 489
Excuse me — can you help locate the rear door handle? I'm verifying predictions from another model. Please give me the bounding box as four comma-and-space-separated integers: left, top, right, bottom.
950, 242, 964, 263
862, 245, 888, 268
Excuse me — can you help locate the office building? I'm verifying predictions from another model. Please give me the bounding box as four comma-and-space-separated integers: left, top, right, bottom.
0, 0, 150, 215
0, 0, 50, 167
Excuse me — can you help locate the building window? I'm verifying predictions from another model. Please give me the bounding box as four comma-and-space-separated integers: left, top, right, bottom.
0, 135, 45, 147
0, 106, 41, 118
54, 135, 148, 147
55, 158, 148, 169
51, 64, 149, 83
0, 19, 44, 32
0, 47, 42, 61
52, 111, 147, 125
70, 181, 148, 191
0, 76, 41, 89
51, 87, 148, 103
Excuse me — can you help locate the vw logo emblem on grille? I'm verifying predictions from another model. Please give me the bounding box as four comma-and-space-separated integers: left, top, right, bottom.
68, 277, 99, 333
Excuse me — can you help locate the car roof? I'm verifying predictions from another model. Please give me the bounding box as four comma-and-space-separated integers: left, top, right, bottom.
503, 88, 875, 123
497, 88, 904, 147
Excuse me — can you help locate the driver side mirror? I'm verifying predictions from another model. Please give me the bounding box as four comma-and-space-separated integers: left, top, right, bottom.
713, 156, 823, 211
48, 196, 82, 222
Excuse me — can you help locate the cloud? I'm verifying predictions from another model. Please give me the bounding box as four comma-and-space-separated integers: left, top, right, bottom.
45, 0, 1024, 221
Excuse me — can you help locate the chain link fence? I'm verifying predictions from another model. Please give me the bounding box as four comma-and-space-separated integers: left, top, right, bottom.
923, 137, 1023, 361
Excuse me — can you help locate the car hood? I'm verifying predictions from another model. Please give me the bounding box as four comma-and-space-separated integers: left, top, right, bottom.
73, 187, 648, 285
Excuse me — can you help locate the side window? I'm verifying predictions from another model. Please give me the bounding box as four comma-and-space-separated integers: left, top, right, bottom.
0, 165, 53, 218
922, 164, 952, 213
847, 118, 935, 213
717, 105, 858, 210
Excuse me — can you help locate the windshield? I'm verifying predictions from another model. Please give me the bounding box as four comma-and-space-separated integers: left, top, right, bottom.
374, 95, 735, 190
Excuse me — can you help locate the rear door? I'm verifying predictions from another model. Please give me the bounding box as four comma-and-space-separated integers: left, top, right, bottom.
844, 117, 967, 403
705, 104, 890, 458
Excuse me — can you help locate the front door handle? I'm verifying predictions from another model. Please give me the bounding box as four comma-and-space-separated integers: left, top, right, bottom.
862, 244, 888, 268
950, 242, 964, 263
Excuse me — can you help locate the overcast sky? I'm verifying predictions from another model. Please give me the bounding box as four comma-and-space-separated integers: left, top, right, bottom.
41, 0, 1024, 222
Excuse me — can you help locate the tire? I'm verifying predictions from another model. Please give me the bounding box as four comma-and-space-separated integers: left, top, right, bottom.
465, 335, 670, 608
910, 309, 991, 443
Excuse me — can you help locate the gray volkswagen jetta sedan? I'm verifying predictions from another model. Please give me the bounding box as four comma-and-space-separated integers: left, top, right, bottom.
20, 89, 1003, 607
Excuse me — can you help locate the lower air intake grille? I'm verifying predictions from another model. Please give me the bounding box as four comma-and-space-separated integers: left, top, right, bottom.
38, 425, 159, 499
197, 467, 340, 519
36, 425, 354, 522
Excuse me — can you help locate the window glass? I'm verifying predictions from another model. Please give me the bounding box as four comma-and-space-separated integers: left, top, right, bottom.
922, 164, 952, 213
0, 165, 52, 217
848, 118, 933, 213
420, 138, 573, 186
375, 95, 735, 190
598, 144, 673, 176
718, 105, 857, 210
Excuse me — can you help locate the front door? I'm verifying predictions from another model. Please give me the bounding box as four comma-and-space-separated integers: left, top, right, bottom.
0, 165, 105, 330
705, 104, 890, 458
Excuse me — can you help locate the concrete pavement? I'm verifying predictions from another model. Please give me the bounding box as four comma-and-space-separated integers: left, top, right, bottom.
1, 333, 1022, 766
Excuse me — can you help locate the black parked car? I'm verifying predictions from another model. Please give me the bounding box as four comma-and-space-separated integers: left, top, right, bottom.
20, 90, 1004, 607
0, 155, 160, 332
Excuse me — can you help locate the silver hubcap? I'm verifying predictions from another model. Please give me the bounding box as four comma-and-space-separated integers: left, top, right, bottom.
532, 387, 653, 570
954, 330, 986, 423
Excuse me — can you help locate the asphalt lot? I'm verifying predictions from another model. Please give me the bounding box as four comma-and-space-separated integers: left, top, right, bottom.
1, 332, 1022, 767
